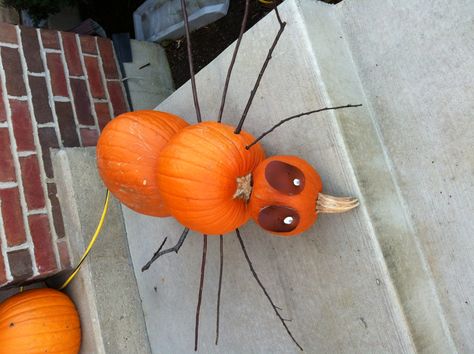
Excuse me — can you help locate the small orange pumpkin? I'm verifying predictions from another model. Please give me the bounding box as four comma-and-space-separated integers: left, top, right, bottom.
156, 121, 265, 235
0, 288, 81, 354
97, 110, 189, 216
249, 155, 323, 236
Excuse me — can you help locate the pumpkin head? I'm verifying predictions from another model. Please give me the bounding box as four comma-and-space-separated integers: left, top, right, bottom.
156, 121, 265, 235
97, 110, 189, 216
0, 288, 81, 354
249, 155, 323, 236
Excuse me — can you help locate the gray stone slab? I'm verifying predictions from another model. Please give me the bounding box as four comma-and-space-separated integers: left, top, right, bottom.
52, 148, 151, 354
122, 0, 420, 352
337, 1, 474, 352
123, 39, 175, 110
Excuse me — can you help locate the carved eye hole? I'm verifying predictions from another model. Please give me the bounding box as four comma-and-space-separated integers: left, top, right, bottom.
265, 161, 305, 195
258, 206, 300, 233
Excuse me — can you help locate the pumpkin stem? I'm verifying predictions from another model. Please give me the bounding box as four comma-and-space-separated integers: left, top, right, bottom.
316, 193, 359, 214
233, 173, 252, 201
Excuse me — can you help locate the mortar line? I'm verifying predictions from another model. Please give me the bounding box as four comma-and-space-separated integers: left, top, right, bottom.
28, 72, 46, 77
77, 35, 100, 132
0, 199, 13, 282
20, 29, 60, 269
58, 33, 84, 146
27, 208, 48, 216
44, 48, 61, 54
0, 182, 18, 189
0, 42, 19, 49
37, 30, 63, 149
6, 243, 34, 252
7, 95, 27, 101
0, 32, 38, 276
17, 151, 36, 157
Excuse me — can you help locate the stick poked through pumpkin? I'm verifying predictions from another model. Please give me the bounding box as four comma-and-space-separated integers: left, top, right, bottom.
97, 0, 361, 351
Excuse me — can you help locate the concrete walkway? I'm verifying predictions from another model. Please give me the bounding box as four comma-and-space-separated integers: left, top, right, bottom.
122, 0, 473, 352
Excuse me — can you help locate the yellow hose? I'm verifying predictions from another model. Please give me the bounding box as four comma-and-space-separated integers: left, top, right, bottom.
59, 190, 110, 290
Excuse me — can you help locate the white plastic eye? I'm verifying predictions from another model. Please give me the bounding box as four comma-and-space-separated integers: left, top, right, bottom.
283, 216, 294, 225
293, 178, 301, 186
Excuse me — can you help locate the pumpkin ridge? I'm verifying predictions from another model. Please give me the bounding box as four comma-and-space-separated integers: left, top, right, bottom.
0, 293, 71, 314
173, 202, 247, 234
1, 325, 81, 339
158, 186, 228, 202
167, 140, 236, 175
183, 126, 243, 171
106, 125, 176, 149
205, 123, 249, 170
123, 111, 188, 134
0, 304, 77, 324
158, 155, 236, 182
206, 122, 263, 174
169, 134, 239, 173
158, 195, 233, 211
156, 170, 233, 188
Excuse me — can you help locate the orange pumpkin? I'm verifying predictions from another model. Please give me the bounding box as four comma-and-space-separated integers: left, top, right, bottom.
97, 110, 189, 216
0, 288, 81, 354
249, 155, 323, 236
156, 121, 265, 235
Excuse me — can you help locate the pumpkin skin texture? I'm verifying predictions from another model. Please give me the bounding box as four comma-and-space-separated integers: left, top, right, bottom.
156, 121, 265, 235
0, 288, 81, 354
97, 110, 189, 216
249, 155, 323, 236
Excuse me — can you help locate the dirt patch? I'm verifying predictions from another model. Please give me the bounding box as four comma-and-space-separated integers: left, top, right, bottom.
164, 0, 341, 88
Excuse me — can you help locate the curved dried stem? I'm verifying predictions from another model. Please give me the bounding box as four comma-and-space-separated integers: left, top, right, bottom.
181, 0, 202, 122
215, 235, 224, 345
195, 235, 208, 351
234, 4, 287, 134
246, 104, 362, 150
316, 193, 359, 214
218, 0, 250, 123
141, 228, 190, 271
235, 229, 303, 351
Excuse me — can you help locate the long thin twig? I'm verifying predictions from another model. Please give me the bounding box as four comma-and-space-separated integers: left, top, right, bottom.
218, 0, 250, 123
195, 235, 208, 351
181, 0, 202, 122
246, 104, 363, 149
235, 229, 303, 351
141, 228, 190, 271
234, 5, 286, 134
215, 235, 224, 345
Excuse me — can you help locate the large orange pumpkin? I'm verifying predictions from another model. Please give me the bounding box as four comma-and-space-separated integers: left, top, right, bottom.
249, 155, 323, 236
97, 110, 189, 216
0, 288, 81, 354
156, 121, 265, 235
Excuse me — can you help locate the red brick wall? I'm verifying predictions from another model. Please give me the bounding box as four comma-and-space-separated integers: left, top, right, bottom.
0, 23, 128, 288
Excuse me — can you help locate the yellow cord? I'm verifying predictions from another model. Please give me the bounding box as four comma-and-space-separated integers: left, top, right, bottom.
59, 190, 110, 290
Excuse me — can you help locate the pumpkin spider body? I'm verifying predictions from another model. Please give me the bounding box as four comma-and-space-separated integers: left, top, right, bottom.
0, 288, 81, 354
156, 121, 265, 235
97, 110, 189, 217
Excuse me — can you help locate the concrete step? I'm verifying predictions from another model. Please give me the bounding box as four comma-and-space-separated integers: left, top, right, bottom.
122, 0, 473, 353
52, 148, 151, 354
